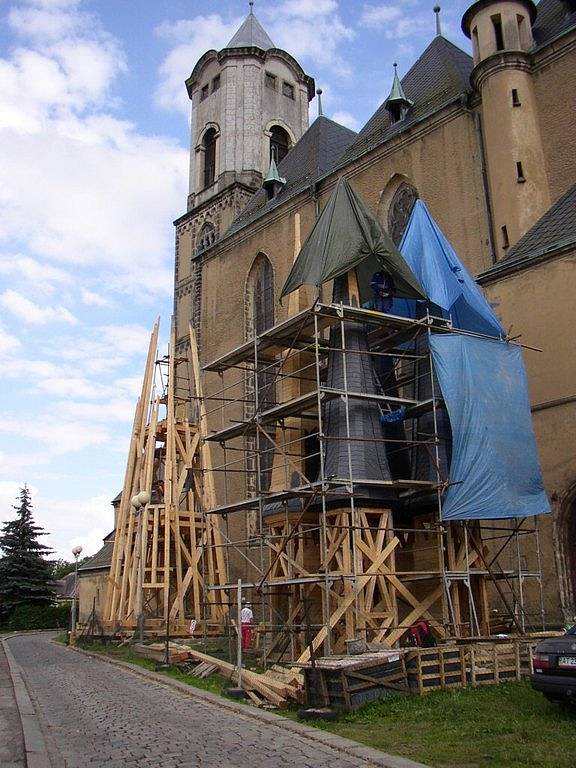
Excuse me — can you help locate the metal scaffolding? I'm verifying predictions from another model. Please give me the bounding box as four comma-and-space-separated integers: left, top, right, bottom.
197, 296, 545, 662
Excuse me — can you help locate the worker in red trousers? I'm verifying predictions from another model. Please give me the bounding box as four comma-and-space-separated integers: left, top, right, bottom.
240, 599, 253, 650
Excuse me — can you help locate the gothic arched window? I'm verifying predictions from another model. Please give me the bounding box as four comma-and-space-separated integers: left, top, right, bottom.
197, 221, 216, 253
202, 128, 217, 188
388, 183, 418, 245
245, 255, 276, 501
270, 125, 290, 165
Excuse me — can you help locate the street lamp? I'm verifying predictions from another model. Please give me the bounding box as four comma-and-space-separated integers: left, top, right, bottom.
131, 491, 150, 642
71, 544, 83, 636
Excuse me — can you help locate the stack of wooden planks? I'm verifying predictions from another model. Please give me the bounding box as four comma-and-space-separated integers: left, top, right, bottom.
186, 648, 303, 707
133, 642, 190, 664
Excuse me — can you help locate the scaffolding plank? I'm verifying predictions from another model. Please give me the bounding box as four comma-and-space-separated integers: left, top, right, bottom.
206, 390, 438, 443
203, 303, 451, 373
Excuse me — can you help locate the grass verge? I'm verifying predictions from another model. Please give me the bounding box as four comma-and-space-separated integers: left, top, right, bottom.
298, 680, 576, 768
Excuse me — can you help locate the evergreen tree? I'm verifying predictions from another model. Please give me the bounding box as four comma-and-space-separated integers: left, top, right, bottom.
0, 487, 54, 622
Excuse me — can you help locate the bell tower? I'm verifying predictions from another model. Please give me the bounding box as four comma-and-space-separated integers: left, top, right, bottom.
462, 0, 550, 259
173, 4, 315, 347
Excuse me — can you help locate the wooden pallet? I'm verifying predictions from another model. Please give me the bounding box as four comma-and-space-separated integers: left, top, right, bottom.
405, 639, 538, 695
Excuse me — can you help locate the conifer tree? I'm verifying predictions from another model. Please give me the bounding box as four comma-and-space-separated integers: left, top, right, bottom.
0, 487, 54, 622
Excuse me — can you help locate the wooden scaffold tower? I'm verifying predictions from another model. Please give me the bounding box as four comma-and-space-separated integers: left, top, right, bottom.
103, 320, 228, 635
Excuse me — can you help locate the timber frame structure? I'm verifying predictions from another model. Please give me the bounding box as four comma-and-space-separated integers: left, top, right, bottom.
103, 321, 227, 635
200, 300, 546, 662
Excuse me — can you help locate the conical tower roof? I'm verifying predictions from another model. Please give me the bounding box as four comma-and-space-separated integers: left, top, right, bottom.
386, 63, 413, 107
226, 7, 275, 50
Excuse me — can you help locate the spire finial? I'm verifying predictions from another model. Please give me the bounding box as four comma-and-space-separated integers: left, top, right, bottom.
434, 6, 442, 36
316, 88, 323, 117
249, 1, 254, 14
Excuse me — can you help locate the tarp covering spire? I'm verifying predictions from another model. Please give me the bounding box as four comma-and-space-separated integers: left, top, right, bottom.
280, 178, 425, 301
400, 200, 505, 337
431, 334, 550, 521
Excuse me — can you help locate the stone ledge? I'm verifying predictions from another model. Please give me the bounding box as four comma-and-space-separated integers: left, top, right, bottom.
1, 636, 54, 768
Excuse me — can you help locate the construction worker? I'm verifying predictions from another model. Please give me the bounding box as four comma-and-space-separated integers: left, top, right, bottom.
240, 598, 253, 650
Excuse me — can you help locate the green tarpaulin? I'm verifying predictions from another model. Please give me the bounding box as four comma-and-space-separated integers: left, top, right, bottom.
280, 178, 425, 301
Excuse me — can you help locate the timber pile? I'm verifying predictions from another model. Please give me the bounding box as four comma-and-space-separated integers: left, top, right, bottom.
187, 648, 303, 707
133, 642, 190, 664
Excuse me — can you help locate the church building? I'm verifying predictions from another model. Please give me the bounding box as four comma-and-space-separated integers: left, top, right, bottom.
172, 0, 576, 627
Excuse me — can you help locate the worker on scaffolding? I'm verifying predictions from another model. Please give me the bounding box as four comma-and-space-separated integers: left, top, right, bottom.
240, 598, 253, 650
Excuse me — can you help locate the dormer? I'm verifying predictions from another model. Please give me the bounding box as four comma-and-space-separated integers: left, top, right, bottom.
385, 64, 413, 125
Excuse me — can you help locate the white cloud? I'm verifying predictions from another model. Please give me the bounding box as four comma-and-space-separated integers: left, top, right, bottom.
0, 289, 77, 324
0, 0, 187, 301
359, 2, 431, 38
155, 14, 241, 115
268, 0, 355, 76
0, 324, 21, 356
359, 4, 403, 27
80, 288, 110, 307
332, 110, 361, 131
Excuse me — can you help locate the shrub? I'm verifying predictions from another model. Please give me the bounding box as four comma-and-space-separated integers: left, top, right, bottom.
6, 603, 71, 630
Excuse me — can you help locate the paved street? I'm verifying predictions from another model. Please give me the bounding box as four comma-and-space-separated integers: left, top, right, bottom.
6, 633, 369, 768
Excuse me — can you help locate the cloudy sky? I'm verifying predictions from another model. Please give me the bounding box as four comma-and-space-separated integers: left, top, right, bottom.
0, 0, 475, 561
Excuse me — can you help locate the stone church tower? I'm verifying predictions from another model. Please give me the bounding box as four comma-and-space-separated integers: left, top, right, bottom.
174, 6, 314, 345
463, 0, 551, 257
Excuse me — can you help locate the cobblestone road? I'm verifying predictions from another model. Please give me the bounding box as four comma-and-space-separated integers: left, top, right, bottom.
7, 634, 365, 768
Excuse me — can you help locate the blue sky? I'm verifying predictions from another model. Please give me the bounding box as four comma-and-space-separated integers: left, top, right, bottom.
0, 0, 475, 560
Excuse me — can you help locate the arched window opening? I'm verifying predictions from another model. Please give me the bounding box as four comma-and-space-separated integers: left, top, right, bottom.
270, 125, 290, 165
203, 128, 217, 188
245, 255, 276, 503
197, 222, 216, 254
388, 183, 418, 245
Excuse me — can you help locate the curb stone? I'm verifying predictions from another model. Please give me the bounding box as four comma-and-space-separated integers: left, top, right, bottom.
1, 636, 53, 768
67, 642, 430, 768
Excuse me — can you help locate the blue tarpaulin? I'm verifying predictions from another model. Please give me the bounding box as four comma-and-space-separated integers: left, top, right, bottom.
399, 201, 505, 337
430, 334, 550, 521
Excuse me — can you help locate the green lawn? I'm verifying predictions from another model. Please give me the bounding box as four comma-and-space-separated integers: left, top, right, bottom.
301, 681, 576, 768
69, 640, 576, 768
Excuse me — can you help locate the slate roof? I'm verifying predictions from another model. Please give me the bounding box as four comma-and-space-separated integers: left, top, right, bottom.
479, 184, 576, 278
78, 538, 114, 573
226, 10, 274, 51
533, 0, 576, 46
224, 116, 357, 239
333, 36, 473, 171
52, 571, 79, 599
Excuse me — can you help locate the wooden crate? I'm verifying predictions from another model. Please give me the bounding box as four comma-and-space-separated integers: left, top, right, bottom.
303, 651, 407, 711
405, 640, 537, 695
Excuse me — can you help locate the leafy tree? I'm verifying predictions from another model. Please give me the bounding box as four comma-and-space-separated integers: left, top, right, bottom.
0, 486, 54, 623
49, 557, 90, 580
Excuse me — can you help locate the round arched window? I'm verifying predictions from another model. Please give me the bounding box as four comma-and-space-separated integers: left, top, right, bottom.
388, 183, 418, 245
269, 126, 290, 165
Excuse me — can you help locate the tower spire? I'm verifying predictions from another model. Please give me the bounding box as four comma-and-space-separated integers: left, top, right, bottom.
434, 6, 442, 36
386, 63, 413, 124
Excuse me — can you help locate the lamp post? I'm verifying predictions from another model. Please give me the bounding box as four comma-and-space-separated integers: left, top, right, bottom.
71, 545, 83, 636
131, 490, 150, 642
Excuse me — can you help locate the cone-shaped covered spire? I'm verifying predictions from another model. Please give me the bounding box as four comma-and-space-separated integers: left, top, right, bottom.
263, 157, 287, 200
322, 273, 393, 500
280, 178, 424, 301
264, 157, 286, 186
226, 5, 275, 50
386, 63, 413, 123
